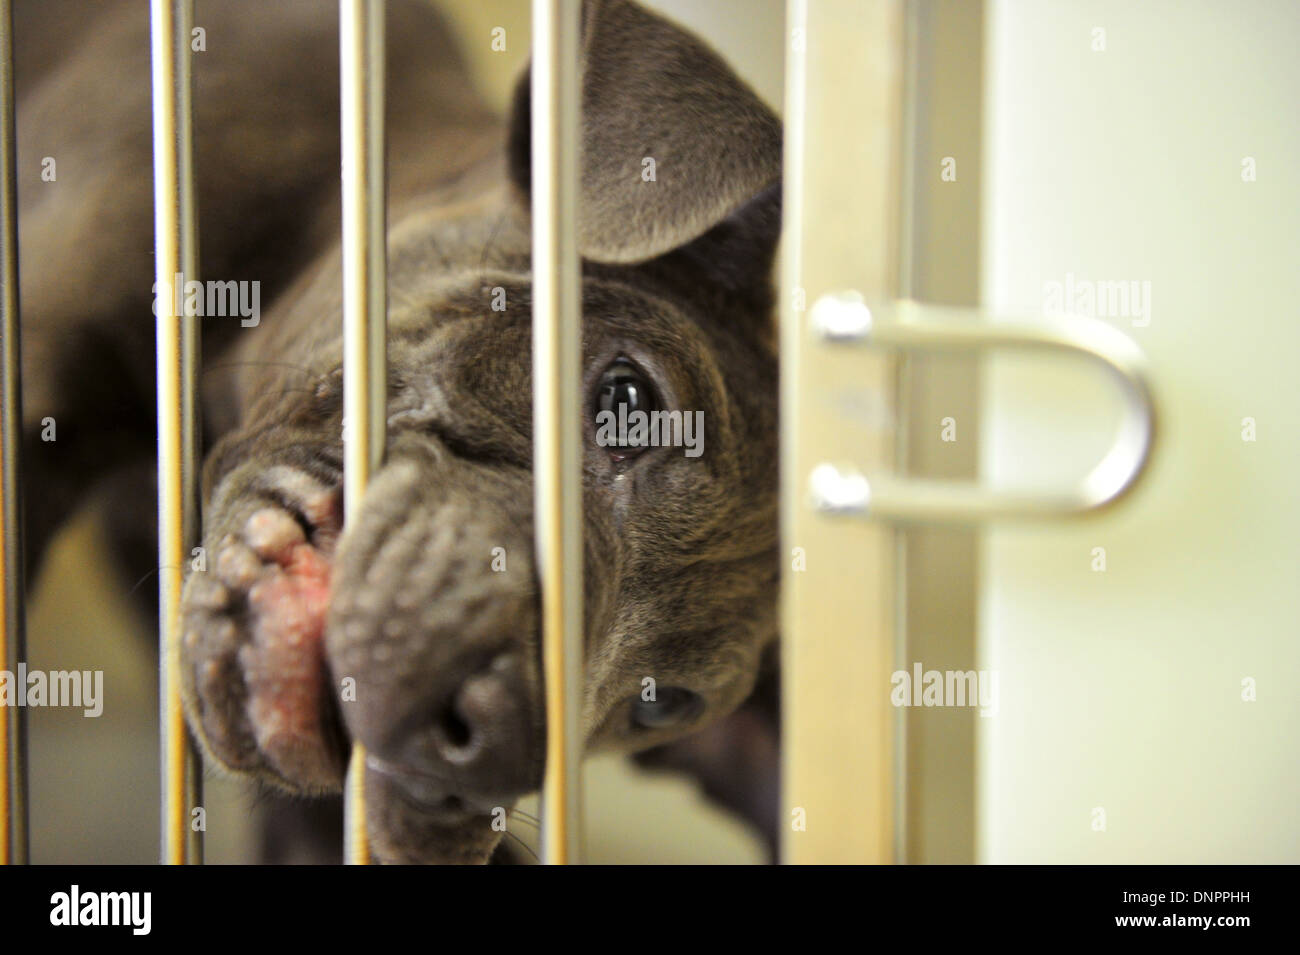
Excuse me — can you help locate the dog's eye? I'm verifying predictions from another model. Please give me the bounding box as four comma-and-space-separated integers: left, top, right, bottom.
595, 358, 655, 419
629, 687, 703, 730
594, 358, 657, 453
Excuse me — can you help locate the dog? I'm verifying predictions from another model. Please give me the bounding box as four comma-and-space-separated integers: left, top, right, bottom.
16, 0, 783, 863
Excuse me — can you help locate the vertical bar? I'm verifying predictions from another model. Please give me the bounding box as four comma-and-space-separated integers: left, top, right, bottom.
0, 0, 27, 866
899, 0, 983, 864
339, 0, 386, 867
176, 0, 203, 867
531, 0, 583, 865
150, 0, 202, 866
779, 0, 904, 863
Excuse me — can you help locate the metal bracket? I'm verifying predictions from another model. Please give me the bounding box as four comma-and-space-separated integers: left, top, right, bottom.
808, 292, 1157, 523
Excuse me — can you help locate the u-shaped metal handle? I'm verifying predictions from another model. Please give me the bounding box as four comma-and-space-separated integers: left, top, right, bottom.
807, 293, 1157, 523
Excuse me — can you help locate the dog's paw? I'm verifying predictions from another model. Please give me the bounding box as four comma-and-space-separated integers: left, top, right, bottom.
181, 476, 347, 792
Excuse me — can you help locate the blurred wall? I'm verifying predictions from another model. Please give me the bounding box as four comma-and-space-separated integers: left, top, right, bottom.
979, 0, 1300, 862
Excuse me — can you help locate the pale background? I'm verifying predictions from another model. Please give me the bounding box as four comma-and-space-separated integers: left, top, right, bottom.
979, 0, 1299, 862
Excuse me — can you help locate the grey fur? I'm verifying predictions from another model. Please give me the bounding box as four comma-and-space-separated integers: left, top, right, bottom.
16, 0, 782, 864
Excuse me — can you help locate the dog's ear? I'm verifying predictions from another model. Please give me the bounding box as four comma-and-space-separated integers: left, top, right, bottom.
507, 0, 782, 270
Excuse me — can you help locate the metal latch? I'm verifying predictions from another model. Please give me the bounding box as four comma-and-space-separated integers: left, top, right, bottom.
807, 292, 1157, 523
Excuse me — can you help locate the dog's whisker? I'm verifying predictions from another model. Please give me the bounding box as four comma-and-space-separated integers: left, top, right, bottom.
501, 828, 540, 865
507, 809, 541, 829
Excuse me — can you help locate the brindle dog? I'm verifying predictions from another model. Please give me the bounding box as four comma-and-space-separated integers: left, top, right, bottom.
16, 0, 782, 863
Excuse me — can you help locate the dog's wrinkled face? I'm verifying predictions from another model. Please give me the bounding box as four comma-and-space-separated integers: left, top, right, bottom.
179, 0, 782, 864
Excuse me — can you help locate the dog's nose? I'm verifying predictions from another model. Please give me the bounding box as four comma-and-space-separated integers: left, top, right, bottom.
432, 653, 536, 790
363, 651, 542, 807
323, 454, 546, 811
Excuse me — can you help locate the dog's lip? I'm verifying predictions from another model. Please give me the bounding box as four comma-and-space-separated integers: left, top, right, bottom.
365, 754, 500, 820
362, 760, 511, 864
365, 753, 439, 784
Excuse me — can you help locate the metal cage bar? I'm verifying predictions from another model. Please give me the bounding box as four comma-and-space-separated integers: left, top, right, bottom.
895, 0, 985, 864
0, 0, 26, 867
149, 0, 202, 866
531, 0, 584, 866
339, 0, 387, 867
780, 0, 905, 864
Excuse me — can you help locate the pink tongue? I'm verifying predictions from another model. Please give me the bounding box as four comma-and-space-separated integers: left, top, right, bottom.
241, 541, 342, 787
